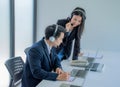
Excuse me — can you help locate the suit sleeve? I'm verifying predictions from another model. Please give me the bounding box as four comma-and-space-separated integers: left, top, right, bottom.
28, 48, 58, 81
53, 54, 62, 71
57, 19, 72, 59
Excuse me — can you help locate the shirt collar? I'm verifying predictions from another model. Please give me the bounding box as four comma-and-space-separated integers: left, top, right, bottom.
44, 39, 52, 54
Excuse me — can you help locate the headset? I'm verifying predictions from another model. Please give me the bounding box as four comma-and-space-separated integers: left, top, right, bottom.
49, 25, 58, 42
71, 9, 86, 20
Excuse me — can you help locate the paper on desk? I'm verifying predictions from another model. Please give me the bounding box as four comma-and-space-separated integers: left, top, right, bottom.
67, 76, 76, 82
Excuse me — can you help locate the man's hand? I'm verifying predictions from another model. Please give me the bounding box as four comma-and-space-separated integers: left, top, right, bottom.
55, 68, 64, 74
56, 72, 70, 81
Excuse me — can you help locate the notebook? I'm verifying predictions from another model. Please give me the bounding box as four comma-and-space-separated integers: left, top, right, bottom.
70, 58, 89, 67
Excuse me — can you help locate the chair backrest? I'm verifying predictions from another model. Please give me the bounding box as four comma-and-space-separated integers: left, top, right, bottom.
24, 47, 30, 55
5, 56, 24, 86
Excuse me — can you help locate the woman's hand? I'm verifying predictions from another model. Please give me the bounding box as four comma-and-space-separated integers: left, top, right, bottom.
78, 52, 84, 56
65, 22, 74, 32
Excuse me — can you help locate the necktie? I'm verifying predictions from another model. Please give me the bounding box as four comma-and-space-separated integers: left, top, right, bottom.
49, 50, 53, 66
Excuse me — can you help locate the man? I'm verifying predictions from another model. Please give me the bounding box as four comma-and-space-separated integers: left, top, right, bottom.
21, 24, 70, 87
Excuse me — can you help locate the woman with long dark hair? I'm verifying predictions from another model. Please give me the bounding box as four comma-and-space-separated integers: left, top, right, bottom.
56, 7, 86, 60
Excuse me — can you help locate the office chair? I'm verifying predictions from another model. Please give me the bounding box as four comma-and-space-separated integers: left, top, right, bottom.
5, 56, 24, 87
24, 47, 30, 55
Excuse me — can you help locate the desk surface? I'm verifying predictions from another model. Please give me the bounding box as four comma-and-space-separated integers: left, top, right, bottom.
36, 60, 85, 87
83, 51, 120, 87
36, 51, 120, 87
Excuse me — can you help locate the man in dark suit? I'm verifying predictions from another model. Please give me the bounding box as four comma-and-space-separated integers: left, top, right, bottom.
21, 24, 70, 87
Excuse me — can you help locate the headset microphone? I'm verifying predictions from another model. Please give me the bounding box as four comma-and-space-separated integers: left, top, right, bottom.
71, 23, 74, 26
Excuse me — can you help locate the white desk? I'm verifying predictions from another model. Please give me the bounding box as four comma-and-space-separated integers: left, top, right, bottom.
36, 60, 85, 87
36, 51, 120, 87
83, 51, 120, 87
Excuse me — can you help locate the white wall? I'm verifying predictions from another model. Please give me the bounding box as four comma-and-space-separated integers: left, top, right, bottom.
37, 0, 120, 52
0, 0, 10, 59
0, 1, 34, 86
15, 0, 33, 61
0, 0, 10, 86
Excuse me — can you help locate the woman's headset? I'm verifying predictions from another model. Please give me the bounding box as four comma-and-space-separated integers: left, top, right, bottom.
71, 8, 86, 20
49, 25, 58, 42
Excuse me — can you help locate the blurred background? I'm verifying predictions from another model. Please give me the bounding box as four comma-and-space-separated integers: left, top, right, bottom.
0, 0, 120, 86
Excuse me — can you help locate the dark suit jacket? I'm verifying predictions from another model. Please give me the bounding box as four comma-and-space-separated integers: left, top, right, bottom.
22, 38, 62, 87
56, 18, 81, 60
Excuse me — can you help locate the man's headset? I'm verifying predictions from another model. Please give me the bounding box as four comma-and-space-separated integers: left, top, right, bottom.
49, 25, 58, 42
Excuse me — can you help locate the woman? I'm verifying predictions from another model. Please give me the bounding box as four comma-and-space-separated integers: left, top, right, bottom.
56, 7, 86, 60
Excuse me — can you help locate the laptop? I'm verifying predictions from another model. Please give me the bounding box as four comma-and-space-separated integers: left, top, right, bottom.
70, 69, 88, 78
85, 63, 104, 72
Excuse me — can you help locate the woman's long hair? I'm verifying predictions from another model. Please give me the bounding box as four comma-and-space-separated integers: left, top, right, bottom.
71, 7, 86, 38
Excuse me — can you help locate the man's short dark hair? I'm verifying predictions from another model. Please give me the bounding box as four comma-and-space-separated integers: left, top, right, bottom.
45, 24, 66, 40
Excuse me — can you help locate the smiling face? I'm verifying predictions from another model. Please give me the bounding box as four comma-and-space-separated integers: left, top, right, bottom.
53, 32, 64, 47
70, 15, 82, 28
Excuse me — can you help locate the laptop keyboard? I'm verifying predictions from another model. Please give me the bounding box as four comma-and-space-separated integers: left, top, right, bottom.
90, 63, 99, 71
71, 69, 87, 78
60, 83, 81, 87
87, 57, 95, 63
85, 63, 102, 71
70, 85, 81, 87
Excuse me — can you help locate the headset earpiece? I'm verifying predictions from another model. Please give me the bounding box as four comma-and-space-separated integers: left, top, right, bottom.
49, 36, 55, 42
49, 25, 58, 42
